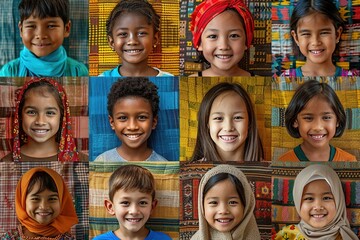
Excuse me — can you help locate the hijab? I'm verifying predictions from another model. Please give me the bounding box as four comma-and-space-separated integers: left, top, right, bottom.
293, 164, 357, 240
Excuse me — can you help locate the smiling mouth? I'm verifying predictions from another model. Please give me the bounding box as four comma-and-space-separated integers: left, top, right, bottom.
219, 135, 238, 142
216, 218, 233, 223
311, 213, 327, 219
124, 49, 142, 54
309, 49, 324, 55
32, 129, 49, 134
32, 43, 51, 47
36, 212, 52, 216
124, 134, 142, 139
309, 134, 326, 140
215, 54, 232, 59
126, 218, 142, 222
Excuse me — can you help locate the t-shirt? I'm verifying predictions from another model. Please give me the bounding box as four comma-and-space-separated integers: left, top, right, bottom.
99, 65, 173, 77
94, 148, 167, 162
93, 229, 172, 240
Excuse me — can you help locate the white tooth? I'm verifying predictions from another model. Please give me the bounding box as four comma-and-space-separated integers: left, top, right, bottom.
220, 136, 236, 141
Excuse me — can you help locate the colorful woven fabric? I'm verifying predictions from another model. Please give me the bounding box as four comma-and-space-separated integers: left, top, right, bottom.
89, 0, 179, 76
180, 0, 272, 76
272, 0, 360, 76
89, 77, 179, 161
89, 161, 179, 239
179, 162, 272, 240
0, 0, 88, 70
0, 77, 89, 160
0, 162, 89, 239
271, 77, 360, 162
179, 77, 272, 161
271, 162, 360, 237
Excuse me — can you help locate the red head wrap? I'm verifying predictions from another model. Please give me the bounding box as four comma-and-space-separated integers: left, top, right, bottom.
191, 0, 254, 49
12, 78, 79, 162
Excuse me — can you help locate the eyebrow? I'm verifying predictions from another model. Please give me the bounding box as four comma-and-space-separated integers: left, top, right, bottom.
298, 27, 333, 33
23, 106, 59, 111
303, 192, 333, 195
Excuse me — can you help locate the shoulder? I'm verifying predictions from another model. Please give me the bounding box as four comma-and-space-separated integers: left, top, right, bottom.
147, 150, 168, 161
99, 65, 121, 77
278, 149, 299, 162
280, 68, 297, 77
153, 67, 173, 77
66, 57, 88, 76
333, 147, 357, 162
146, 229, 172, 240
275, 225, 306, 240
0, 59, 21, 77
94, 148, 123, 162
93, 231, 118, 240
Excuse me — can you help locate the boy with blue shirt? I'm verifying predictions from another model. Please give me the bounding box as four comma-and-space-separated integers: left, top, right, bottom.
0, 0, 88, 77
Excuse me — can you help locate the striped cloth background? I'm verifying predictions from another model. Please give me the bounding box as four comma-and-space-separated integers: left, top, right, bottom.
0, 162, 89, 239
271, 77, 360, 161
272, 0, 360, 76
89, 0, 179, 76
179, 76, 272, 161
0, 0, 88, 69
271, 161, 360, 238
0, 77, 89, 160
89, 161, 179, 239
89, 76, 179, 161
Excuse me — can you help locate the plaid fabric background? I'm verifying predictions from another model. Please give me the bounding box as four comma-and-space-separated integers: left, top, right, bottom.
272, 0, 360, 76
179, 0, 272, 76
0, 77, 89, 160
179, 162, 272, 240
89, 0, 179, 76
89, 76, 179, 161
179, 76, 272, 161
271, 162, 360, 238
89, 161, 179, 239
0, 162, 89, 239
271, 77, 360, 161
0, 0, 88, 69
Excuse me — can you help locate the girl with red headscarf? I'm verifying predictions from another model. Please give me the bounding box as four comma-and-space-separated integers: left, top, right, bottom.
190, 0, 254, 77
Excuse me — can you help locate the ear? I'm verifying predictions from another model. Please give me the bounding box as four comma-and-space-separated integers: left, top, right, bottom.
104, 199, 116, 216
108, 35, 115, 51
152, 115, 158, 130
198, 41, 203, 51
153, 31, 159, 47
18, 22, 23, 38
335, 26, 343, 43
336, 121, 339, 127
150, 199, 158, 215
293, 119, 299, 128
64, 20, 71, 38
291, 30, 300, 46
108, 115, 115, 130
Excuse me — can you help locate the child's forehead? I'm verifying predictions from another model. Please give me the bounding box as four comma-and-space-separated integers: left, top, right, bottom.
22, 14, 64, 23
115, 187, 153, 198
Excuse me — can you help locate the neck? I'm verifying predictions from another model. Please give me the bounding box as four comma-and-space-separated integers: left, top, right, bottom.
203, 66, 250, 77
21, 139, 58, 158
300, 142, 330, 162
301, 61, 336, 77
119, 62, 158, 76
114, 227, 149, 240
218, 147, 245, 162
117, 144, 152, 161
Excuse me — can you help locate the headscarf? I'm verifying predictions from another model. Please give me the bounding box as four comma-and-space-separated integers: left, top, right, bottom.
15, 167, 78, 236
191, 164, 260, 240
12, 77, 79, 162
191, 0, 254, 49
293, 164, 357, 240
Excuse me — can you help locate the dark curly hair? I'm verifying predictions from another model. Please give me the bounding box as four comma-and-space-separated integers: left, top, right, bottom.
107, 77, 159, 117
106, 0, 160, 37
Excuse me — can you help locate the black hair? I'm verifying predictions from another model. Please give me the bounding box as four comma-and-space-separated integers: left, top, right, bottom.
203, 172, 246, 207
107, 77, 160, 117
26, 171, 58, 196
285, 80, 346, 138
19, 0, 70, 24
106, 0, 160, 37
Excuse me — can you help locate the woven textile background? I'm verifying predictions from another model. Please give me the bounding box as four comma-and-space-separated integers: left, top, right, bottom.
179, 76, 272, 161
272, 0, 360, 76
0, 162, 89, 239
179, 162, 272, 240
179, 0, 272, 76
89, 161, 179, 239
0, 77, 89, 160
272, 77, 360, 161
89, 77, 179, 161
0, 0, 88, 69
271, 162, 360, 238
89, 0, 179, 76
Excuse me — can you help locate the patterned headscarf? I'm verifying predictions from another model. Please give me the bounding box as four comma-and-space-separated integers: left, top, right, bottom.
191, 0, 254, 49
293, 164, 357, 240
12, 77, 79, 162
15, 167, 78, 236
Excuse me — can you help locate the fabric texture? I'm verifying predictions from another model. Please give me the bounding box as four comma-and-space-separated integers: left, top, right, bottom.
15, 167, 78, 236
93, 229, 172, 240
292, 164, 357, 240
99, 65, 173, 77
191, 0, 254, 49
190, 164, 260, 240
274, 224, 342, 240
94, 148, 167, 162
280, 66, 359, 78
11, 78, 79, 162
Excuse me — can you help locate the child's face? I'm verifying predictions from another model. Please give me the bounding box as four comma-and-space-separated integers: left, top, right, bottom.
109, 96, 157, 152
208, 91, 248, 161
25, 181, 61, 225
108, 12, 159, 66
300, 179, 336, 228
293, 95, 338, 151
204, 179, 244, 232
22, 88, 61, 146
18, 16, 71, 57
198, 10, 247, 75
105, 188, 156, 236
291, 13, 342, 67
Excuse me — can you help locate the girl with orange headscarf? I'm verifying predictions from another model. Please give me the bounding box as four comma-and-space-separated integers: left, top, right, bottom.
1, 167, 78, 239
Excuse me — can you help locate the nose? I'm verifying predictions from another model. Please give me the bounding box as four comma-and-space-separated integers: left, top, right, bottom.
218, 36, 230, 50
313, 200, 324, 211
127, 118, 139, 130
312, 118, 324, 131
35, 114, 46, 125
35, 26, 47, 39
39, 199, 49, 209
129, 203, 139, 214
218, 202, 230, 214
311, 34, 321, 46
127, 33, 139, 45
223, 118, 234, 131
